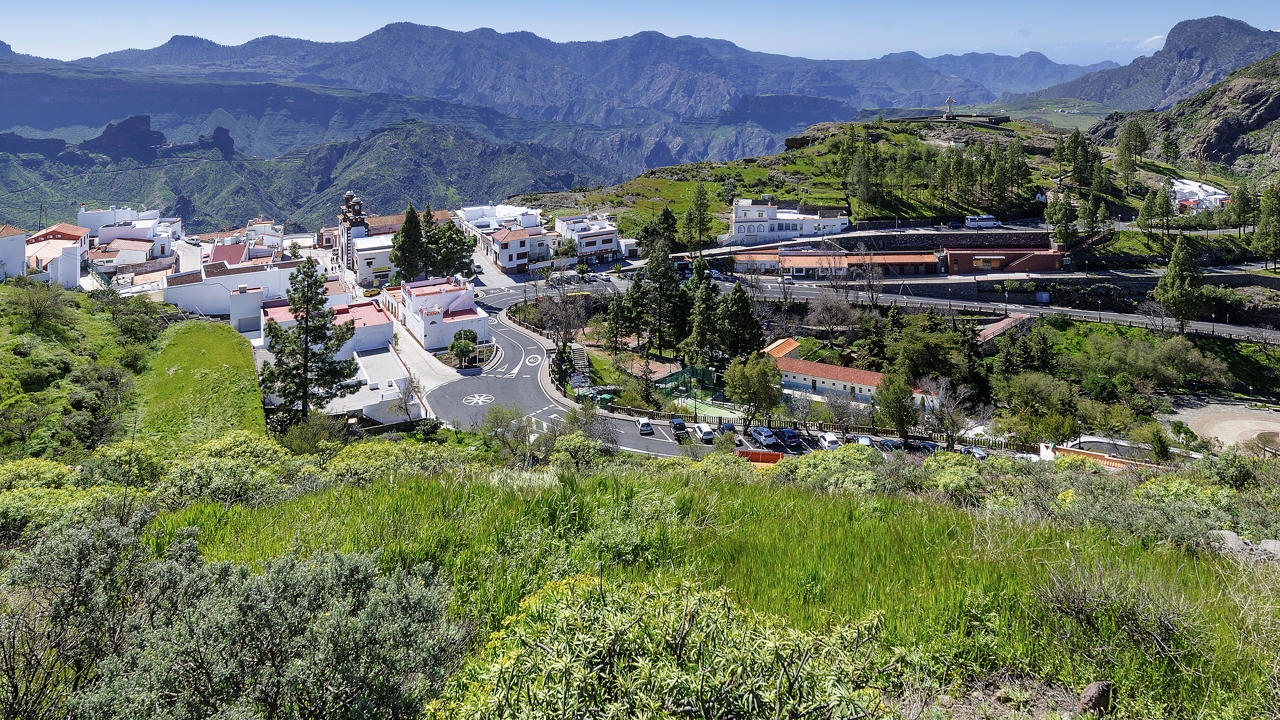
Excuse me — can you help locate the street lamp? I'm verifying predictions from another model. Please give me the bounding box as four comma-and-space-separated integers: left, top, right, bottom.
1004, 290, 1009, 317
1097, 300, 1102, 322
1211, 313, 1215, 334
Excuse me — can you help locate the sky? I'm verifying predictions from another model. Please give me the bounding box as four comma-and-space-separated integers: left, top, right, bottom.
6, 0, 1280, 65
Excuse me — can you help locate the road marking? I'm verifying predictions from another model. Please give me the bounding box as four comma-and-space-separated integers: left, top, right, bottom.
462, 394, 494, 406
525, 355, 542, 366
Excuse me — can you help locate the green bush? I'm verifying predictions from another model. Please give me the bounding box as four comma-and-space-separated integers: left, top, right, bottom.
0, 458, 77, 490
429, 578, 885, 719
0, 486, 142, 535
322, 440, 475, 485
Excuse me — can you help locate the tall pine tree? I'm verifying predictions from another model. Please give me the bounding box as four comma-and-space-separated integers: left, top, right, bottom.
643, 238, 681, 355
1253, 184, 1280, 271
261, 255, 358, 421
1154, 236, 1207, 332
717, 283, 762, 359
389, 203, 426, 282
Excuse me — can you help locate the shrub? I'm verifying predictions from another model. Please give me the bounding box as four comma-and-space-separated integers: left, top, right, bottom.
0, 486, 141, 536
428, 578, 885, 719
924, 452, 984, 504
80, 443, 167, 488
771, 443, 884, 492
115, 344, 149, 373
0, 458, 76, 490
278, 412, 348, 457
322, 440, 475, 486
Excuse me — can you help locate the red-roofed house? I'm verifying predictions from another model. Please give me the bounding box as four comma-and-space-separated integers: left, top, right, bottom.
29, 223, 90, 259
381, 277, 491, 350
261, 300, 394, 360
763, 337, 801, 359
774, 355, 937, 408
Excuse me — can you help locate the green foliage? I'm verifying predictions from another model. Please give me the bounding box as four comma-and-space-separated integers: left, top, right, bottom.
1253, 183, 1280, 270
1154, 236, 1207, 331
133, 322, 265, 448
717, 282, 763, 359
770, 443, 889, 493
430, 578, 884, 719
923, 452, 984, 504
155, 431, 295, 507
321, 439, 475, 486
0, 457, 77, 490
5, 279, 74, 331
278, 412, 348, 458
77, 550, 464, 720
389, 201, 427, 281
871, 364, 918, 439
260, 257, 358, 418
724, 353, 782, 426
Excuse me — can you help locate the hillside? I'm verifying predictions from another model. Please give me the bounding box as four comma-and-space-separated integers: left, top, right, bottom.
1086, 51, 1280, 180
0, 118, 616, 231
1033, 16, 1280, 110
75, 25, 1108, 121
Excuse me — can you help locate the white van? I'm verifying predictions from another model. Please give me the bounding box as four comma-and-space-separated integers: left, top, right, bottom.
965, 215, 1002, 229
693, 423, 716, 443
818, 432, 842, 450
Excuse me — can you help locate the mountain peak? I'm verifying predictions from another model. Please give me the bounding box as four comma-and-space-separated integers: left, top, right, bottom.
1163, 15, 1275, 55
161, 35, 222, 50
0, 40, 12, 57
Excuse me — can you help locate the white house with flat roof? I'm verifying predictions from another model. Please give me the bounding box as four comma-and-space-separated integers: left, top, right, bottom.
1171, 179, 1230, 214
730, 199, 848, 245
554, 213, 619, 264
459, 204, 546, 274
0, 225, 26, 281
352, 233, 395, 287
381, 277, 491, 350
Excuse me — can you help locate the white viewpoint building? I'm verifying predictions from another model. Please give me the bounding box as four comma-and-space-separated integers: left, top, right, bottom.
730, 199, 848, 245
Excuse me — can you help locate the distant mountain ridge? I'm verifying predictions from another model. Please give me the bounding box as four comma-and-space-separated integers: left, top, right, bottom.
0, 118, 615, 232
1086, 50, 1280, 180
1032, 16, 1280, 110
75, 24, 1109, 122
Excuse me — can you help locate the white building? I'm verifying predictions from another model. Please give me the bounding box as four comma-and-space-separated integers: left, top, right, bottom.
730, 199, 848, 245
327, 347, 426, 424
262, 300, 394, 361
554, 213, 619, 264
164, 259, 351, 322
96, 217, 181, 256
77, 205, 157, 238
352, 233, 395, 287
767, 344, 938, 409
459, 204, 548, 274
1171, 179, 1230, 214
381, 277, 491, 351
0, 224, 25, 281
88, 238, 156, 272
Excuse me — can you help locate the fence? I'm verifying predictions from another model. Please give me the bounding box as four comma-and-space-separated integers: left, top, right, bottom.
604, 403, 1037, 453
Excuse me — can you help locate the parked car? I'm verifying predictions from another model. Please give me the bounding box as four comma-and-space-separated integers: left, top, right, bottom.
853, 435, 874, 447
1013, 452, 1042, 462
775, 427, 802, 449
473, 263, 483, 275
817, 432, 842, 450
693, 423, 716, 443
749, 427, 779, 447
961, 445, 989, 460
670, 418, 689, 439
946, 221, 963, 229
908, 440, 940, 454
780, 277, 795, 285
719, 421, 736, 435
879, 438, 904, 452
636, 418, 654, 435
184, 237, 201, 246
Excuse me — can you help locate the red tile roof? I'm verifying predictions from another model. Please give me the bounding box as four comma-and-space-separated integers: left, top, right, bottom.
208, 243, 247, 266
0, 224, 26, 237
491, 226, 531, 242
105, 238, 154, 252
34, 223, 90, 238
763, 338, 800, 358
265, 301, 390, 329
774, 357, 884, 387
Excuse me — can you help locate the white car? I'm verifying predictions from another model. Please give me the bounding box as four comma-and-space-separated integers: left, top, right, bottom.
635, 418, 654, 435
693, 423, 716, 443
817, 432, 842, 450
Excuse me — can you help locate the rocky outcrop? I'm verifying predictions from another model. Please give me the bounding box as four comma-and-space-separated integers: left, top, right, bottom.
78, 115, 166, 161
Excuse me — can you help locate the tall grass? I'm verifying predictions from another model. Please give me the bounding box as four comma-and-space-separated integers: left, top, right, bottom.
134, 321, 265, 446
156, 464, 1272, 713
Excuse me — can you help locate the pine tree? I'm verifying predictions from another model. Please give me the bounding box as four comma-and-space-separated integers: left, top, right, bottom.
717, 283, 762, 359
1233, 180, 1258, 237
389, 203, 426, 282
683, 280, 721, 366
424, 216, 475, 279
260, 256, 358, 421
643, 238, 681, 355
681, 183, 714, 252
1097, 201, 1112, 234
1153, 236, 1207, 332
1161, 132, 1180, 161
1253, 184, 1280, 271
1137, 191, 1160, 236
639, 207, 679, 255
1045, 195, 1077, 244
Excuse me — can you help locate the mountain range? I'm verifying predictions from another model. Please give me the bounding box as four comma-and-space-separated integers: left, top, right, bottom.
1032, 16, 1280, 110
76, 25, 1115, 123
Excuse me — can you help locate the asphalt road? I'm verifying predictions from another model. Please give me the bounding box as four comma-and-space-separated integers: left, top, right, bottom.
424, 307, 690, 457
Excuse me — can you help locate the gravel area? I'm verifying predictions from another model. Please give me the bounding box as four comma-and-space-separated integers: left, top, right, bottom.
1160, 397, 1280, 448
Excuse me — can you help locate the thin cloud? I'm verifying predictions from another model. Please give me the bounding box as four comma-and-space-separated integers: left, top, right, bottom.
1136, 35, 1165, 50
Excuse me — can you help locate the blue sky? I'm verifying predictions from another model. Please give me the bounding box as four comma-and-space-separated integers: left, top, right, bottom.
8, 0, 1280, 65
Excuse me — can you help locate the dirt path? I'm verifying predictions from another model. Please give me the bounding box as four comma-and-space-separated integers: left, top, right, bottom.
1160, 398, 1280, 448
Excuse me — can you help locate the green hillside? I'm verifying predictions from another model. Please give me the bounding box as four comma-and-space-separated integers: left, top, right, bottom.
0, 119, 616, 232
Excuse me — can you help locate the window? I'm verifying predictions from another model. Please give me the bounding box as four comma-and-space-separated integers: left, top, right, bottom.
501, 242, 509, 250
519, 240, 526, 248
602, 237, 612, 244
508, 254, 513, 262
517, 252, 528, 260
769, 225, 775, 232
585, 241, 596, 247
737, 226, 745, 234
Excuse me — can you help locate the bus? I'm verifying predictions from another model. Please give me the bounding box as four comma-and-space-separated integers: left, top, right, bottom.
965, 214, 1002, 229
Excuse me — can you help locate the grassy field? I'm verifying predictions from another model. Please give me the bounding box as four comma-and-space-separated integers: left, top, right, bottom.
958, 98, 1117, 131
157, 460, 1271, 711
134, 321, 265, 447
1083, 229, 1250, 260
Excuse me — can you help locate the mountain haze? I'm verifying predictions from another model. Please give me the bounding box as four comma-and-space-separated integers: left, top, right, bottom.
1033, 16, 1280, 110
78, 24, 1109, 121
